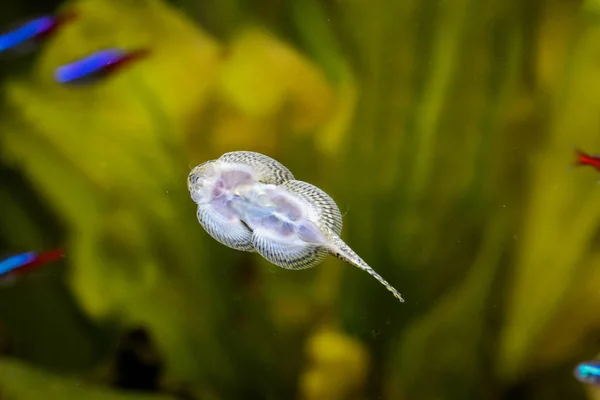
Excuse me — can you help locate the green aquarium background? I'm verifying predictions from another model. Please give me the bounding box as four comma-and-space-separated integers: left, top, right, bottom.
1, 0, 600, 399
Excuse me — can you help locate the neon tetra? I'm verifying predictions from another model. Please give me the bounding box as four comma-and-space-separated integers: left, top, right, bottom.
54, 48, 149, 84
0, 11, 77, 54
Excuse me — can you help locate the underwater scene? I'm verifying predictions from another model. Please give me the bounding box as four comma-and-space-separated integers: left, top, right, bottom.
3, 0, 600, 399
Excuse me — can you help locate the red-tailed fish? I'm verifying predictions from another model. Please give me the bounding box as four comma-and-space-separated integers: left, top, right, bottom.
0, 248, 64, 280
54, 48, 150, 84
0, 11, 77, 54
574, 147, 600, 171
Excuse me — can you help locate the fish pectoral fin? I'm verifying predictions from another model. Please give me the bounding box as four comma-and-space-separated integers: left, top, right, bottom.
280, 180, 343, 235
251, 228, 327, 270
196, 204, 255, 252
218, 151, 295, 185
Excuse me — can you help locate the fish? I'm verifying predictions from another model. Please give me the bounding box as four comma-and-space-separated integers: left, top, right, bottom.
574, 360, 600, 386
0, 248, 64, 281
54, 48, 149, 84
187, 151, 404, 302
0, 11, 77, 54
573, 147, 600, 171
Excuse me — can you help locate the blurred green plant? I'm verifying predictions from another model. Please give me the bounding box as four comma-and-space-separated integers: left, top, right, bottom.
0, 0, 351, 397
2, 0, 600, 399
0, 358, 175, 400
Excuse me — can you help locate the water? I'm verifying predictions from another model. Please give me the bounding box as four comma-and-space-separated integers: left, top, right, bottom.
0, 0, 597, 399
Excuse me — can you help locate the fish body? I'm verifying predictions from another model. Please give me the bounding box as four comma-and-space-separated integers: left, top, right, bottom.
54, 48, 149, 84
0, 11, 77, 54
0, 248, 64, 280
575, 148, 600, 171
575, 361, 600, 386
188, 151, 404, 302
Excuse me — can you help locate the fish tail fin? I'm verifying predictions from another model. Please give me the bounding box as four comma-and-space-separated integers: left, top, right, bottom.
11, 248, 64, 275
127, 48, 151, 61
56, 9, 80, 24
327, 233, 404, 302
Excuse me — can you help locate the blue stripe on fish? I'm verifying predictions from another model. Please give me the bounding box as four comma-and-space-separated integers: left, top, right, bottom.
54, 48, 150, 84
0, 16, 55, 52
575, 361, 600, 385
54, 49, 128, 83
0, 252, 36, 275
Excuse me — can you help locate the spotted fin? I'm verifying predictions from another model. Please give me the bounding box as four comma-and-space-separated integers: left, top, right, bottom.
218, 151, 295, 185
328, 233, 404, 302
196, 204, 255, 252
252, 228, 327, 270
280, 180, 343, 235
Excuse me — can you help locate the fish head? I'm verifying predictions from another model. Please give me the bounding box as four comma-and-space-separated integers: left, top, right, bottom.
188, 160, 220, 204
574, 361, 600, 385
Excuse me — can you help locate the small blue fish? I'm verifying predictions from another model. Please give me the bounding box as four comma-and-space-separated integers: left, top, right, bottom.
0, 248, 64, 280
574, 361, 600, 386
54, 48, 149, 84
0, 11, 77, 54
0, 252, 36, 275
